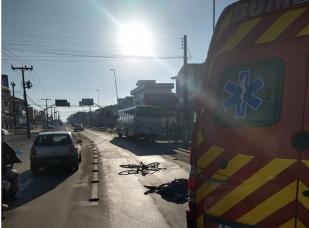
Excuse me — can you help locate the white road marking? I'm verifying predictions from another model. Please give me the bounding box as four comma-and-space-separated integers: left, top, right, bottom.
91, 171, 98, 205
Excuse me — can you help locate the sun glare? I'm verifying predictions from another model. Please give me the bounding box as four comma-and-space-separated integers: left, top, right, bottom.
119, 22, 153, 57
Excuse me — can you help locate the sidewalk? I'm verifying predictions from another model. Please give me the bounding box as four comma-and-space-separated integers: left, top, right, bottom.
4, 128, 43, 143
89, 127, 191, 153
155, 134, 191, 153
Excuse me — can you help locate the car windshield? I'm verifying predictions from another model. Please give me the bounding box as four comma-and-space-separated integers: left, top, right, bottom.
34, 134, 72, 146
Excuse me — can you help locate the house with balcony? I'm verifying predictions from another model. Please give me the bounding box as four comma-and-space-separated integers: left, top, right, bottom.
2, 74, 42, 129
130, 80, 174, 106
1, 85, 27, 129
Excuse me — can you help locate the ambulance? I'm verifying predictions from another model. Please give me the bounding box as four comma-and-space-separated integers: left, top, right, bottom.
186, 0, 309, 227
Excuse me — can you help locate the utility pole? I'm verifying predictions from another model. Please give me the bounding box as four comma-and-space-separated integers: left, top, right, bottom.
183, 35, 189, 145
11, 82, 16, 128
41, 98, 51, 130
110, 69, 119, 111
96, 89, 99, 106
11, 65, 33, 138
54, 106, 56, 126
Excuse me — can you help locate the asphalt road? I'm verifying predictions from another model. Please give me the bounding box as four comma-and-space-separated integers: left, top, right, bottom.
2, 126, 190, 228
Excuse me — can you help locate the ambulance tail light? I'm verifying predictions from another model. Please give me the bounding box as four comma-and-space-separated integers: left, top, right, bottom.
188, 165, 197, 212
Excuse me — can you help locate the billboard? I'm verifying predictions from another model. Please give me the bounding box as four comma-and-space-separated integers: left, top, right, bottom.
82, 98, 93, 105
55, 99, 68, 107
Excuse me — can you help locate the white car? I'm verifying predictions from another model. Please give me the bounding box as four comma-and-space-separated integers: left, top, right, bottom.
30, 131, 82, 173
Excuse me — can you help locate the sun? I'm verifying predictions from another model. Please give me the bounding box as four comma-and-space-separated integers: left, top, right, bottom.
119, 22, 153, 57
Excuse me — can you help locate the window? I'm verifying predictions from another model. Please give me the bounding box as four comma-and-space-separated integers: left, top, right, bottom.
136, 107, 162, 117
214, 58, 284, 127
34, 134, 72, 146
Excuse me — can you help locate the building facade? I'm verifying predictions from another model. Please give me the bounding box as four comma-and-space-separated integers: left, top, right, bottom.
130, 80, 174, 106
1, 74, 42, 129
171, 63, 204, 138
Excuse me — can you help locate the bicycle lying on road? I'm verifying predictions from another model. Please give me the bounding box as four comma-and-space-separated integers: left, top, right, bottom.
119, 162, 166, 175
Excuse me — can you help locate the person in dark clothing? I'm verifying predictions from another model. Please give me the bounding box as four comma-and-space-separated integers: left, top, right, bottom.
2, 141, 22, 199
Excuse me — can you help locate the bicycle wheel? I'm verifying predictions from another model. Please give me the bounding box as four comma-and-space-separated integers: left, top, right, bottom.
120, 164, 140, 169
119, 169, 139, 175
145, 162, 160, 170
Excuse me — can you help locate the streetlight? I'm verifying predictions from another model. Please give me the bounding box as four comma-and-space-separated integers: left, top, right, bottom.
96, 89, 99, 106
110, 69, 119, 107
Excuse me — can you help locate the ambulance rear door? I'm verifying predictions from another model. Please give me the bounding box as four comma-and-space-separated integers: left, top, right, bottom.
296, 35, 309, 227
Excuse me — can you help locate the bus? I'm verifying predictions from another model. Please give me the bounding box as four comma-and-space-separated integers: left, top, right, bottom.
116, 105, 162, 141
187, 1, 309, 228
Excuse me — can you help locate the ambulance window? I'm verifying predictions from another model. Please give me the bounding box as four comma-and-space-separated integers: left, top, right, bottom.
214, 58, 284, 126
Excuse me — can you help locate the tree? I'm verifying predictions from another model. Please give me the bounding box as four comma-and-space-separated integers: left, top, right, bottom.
153, 93, 179, 135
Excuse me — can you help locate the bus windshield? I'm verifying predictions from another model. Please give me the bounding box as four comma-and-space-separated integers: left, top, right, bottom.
136, 106, 161, 118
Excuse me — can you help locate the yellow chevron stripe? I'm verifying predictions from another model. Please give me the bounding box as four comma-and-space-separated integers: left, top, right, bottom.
196, 154, 254, 203
216, 154, 254, 177
207, 18, 261, 79
296, 220, 306, 228
298, 181, 309, 210
237, 181, 297, 225
197, 130, 203, 147
197, 215, 203, 228
197, 145, 225, 170
218, 18, 262, 54
255, 8, 307, 44
216, 10, 233, 40
278, 219, 295, 228
206, 158, 296, 216
297, 24, 309, 36
279, 219, 305, 228
302, 160, 309, 168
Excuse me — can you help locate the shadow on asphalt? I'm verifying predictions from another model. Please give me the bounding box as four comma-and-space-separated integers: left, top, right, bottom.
109, 136, 179, 157
5, 168, 75, 213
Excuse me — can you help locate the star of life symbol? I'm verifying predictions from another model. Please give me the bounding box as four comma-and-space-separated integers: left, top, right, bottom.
222, 70, 265, 118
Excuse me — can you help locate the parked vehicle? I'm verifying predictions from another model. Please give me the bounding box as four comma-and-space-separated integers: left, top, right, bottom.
30, 131, 82, 173
42, 124, 55, 129
117, 105, 162, 141
187, 1, 309, 228
73, 124, 83, 131
2, 128, 9, 136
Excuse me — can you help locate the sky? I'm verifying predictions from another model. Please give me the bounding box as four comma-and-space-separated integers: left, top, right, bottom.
1, 0, 237, 122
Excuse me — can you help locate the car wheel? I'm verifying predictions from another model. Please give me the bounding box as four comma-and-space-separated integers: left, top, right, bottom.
31, 164, 38, 173
78, 154, 82, 163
